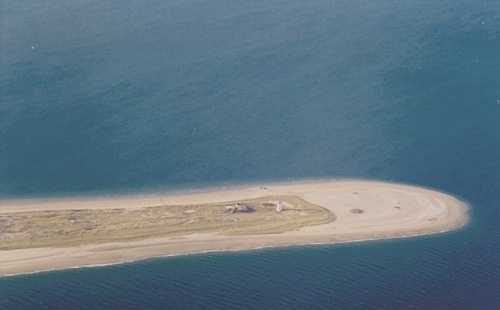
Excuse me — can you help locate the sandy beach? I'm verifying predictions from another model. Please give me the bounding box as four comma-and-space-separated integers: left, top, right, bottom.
0, 180, 469, 276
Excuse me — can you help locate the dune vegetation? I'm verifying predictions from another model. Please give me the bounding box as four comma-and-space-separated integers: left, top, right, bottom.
0, 195, 334, 250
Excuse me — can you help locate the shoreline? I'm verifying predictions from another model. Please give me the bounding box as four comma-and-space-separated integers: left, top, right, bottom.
0, 228, 461, 278
0, 180, 469, 277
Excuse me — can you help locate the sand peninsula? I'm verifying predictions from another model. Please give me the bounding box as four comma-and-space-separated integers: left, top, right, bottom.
0, 180, 468, 276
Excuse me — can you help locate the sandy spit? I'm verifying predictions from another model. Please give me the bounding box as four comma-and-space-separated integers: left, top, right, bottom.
0, 180, 469, 276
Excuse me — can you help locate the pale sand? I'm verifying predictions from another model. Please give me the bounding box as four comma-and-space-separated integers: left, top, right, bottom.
0, 180, 469, 276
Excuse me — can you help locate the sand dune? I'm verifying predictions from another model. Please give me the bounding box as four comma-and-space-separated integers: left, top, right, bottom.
0, 180, 468, 276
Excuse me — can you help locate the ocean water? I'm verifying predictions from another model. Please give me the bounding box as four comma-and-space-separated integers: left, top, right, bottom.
1, 0, 499, 309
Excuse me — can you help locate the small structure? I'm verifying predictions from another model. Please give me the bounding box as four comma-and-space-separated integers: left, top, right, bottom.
276, 200, 282, 212
225, 203, 251, 213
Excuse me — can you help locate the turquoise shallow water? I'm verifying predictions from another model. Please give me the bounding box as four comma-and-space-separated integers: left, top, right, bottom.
1, 0, 499, 309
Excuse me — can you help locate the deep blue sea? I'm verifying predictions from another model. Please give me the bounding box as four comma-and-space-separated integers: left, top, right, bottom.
1, 0, 499, 309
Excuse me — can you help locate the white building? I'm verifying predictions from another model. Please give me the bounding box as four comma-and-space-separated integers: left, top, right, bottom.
276, 200, 282, 212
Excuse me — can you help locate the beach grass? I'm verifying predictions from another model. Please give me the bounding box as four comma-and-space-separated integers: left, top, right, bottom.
0, 195, 335, 250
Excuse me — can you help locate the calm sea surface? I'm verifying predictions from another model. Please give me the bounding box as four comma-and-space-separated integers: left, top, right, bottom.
1, 0, 499, 309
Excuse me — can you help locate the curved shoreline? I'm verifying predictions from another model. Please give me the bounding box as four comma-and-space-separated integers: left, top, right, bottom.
0, 180, 469, 277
